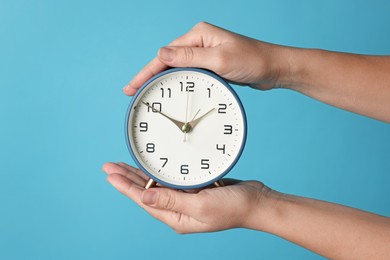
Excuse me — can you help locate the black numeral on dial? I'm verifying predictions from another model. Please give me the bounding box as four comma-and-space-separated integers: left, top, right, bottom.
223, 125, 232, 134
160, 158, 168, 168
207, 88, 211, 98
201, 159, 210, 169
218, 104, 227, 114
216, 144, 226, 154
139, 122, 148, 132
180, 81, 195, 92
180, 165, 189, 174
147, 102, 162, 113
160, 88, 172, 98
146, 143, 155, 153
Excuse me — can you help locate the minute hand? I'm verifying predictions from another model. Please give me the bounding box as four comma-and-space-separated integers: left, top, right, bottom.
142, 102, 185, 131
188, 108, 216, 129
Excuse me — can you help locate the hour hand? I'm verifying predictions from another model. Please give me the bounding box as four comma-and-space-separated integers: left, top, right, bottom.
142, 102, 185, 131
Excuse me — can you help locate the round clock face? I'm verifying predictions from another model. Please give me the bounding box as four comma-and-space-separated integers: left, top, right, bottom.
125, 68, 247, 189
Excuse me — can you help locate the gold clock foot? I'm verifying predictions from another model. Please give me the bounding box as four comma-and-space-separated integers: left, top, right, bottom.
145, 179, 156, 189
213, 179, 225, 187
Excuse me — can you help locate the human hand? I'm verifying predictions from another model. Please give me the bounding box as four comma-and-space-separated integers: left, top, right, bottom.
102, 162, 277, 234
123, 22, 295, 96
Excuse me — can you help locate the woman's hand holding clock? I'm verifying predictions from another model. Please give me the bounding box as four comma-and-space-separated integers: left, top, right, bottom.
102, 162, 275, 234
122, 21, 291, 96
102, 161, 390, 259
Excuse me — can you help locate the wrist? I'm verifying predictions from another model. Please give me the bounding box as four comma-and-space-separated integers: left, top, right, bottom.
241, 184, 284, 232
247, 40, 288, 90
274, 45, 306, 91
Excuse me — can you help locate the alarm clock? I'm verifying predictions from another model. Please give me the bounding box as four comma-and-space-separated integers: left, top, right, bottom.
125, 68, 247, 189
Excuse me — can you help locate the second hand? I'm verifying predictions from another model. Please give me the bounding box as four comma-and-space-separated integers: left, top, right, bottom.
183, 89, 190, 142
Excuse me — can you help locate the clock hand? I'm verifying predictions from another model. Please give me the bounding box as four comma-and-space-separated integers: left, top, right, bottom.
183, 90, 190, 142
191, 109, 201, 122
185, 90, 190, 124
188, 107, 216, 129
181, 109, 200, 142
142, 102, 185, 131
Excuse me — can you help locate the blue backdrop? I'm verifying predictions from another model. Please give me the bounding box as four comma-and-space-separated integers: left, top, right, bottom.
1, 0, 389, 259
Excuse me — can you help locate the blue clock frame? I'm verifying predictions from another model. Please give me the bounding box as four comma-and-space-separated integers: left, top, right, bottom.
125, 67, 247, 189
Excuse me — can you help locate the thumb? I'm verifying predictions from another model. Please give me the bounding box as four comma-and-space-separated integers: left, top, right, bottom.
141, 188, 197, 213
157, 46, 218, 70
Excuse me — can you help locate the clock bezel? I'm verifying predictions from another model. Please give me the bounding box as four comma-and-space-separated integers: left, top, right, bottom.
125, 67, 247, 189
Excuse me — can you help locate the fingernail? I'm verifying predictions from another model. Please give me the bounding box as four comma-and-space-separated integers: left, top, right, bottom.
158, 47, 174, 62
142, 190, 157, 205
122, 83, 130, 92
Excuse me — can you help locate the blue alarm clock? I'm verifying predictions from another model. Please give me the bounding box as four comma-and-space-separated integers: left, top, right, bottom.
125, 68, 247, 189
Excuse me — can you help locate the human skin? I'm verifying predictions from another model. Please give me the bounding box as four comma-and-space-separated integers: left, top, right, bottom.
103, 22, 390, 259
123, 22, 390, 123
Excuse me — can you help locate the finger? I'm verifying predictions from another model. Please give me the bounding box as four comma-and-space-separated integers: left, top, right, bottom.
122, 22, 212, 96
114, 162, 137, 174
156, 46, 221, 71
102, 162, 146, 187
107, 174, 200, 232
145, 209, 210, 234
140, 188, 212, 233
116, 162, 149, 181
168, 22, 227, 48
123, 58, 168, 96
107, 174, 161, 212
107, 174, 144, 204
166, 25, 205, 48
106, 173, 173, 222
141, 187, 203, 217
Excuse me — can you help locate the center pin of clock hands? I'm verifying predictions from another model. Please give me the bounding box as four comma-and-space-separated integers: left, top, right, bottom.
181, 109, 200, 141
183, 107, 216, 142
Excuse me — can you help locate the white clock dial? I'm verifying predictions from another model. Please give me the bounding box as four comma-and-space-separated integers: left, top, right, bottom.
126, 68, 246, 189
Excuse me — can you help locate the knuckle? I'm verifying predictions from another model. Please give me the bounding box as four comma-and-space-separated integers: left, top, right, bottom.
173, 213, 189, 234
193, 195, 209, 215
213, 50, 229, 72
162, 192, 176, 210
193, 21, 209, 31
174, 229, 185, 235
169, 213, 187, 234
180, 47, 194, 64
172, 223, 189, 235
172, 225, 187, 234
194, 205, 206, 217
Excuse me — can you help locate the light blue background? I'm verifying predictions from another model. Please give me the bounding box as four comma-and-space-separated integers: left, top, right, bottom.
1, 0, 389, 259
